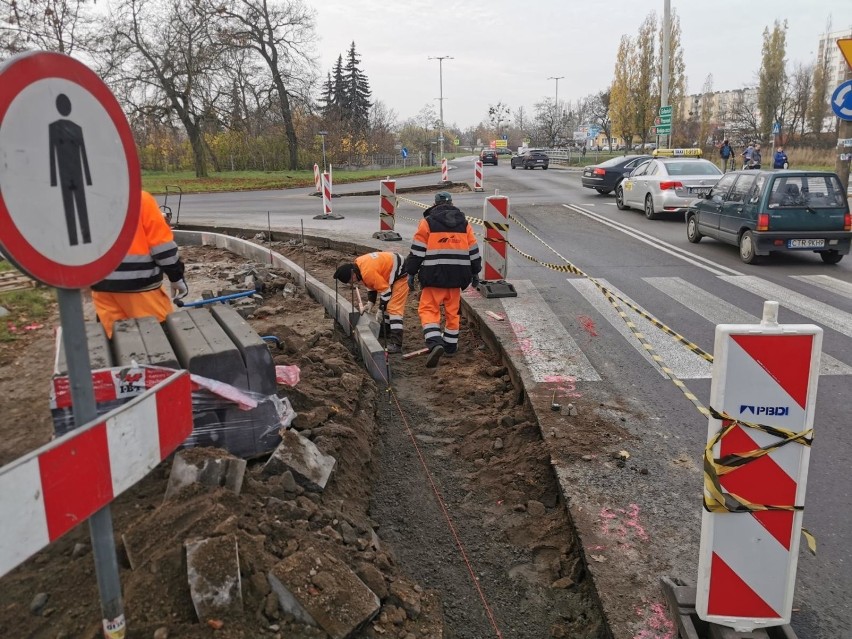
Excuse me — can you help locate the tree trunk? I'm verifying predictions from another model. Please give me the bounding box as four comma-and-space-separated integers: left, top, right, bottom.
270, 71, 299, 170
185, 122, 207, 178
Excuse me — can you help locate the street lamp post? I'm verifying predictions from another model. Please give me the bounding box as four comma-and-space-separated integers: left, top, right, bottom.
318, 131, 328, 172
548, 76, 564, 147
429, 55, 453, 161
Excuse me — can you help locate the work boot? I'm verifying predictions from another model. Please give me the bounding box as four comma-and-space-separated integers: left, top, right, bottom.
425, 345, 444, 368
386, 342, 402, 354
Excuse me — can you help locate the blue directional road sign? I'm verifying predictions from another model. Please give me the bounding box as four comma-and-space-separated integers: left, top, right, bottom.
772, 122, 781, 134
831, 80, 852, 121
501, 134, 508, 141
401, 147, 408, 159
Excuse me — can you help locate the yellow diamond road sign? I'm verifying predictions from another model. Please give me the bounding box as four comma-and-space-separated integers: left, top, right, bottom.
839, 39, 852, 69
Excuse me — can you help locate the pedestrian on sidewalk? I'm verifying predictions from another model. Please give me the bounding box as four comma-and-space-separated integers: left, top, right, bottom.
333, 251, 409, 354
404, 192, 481, 368
91, 190, 187, 338
773, 146, 789, 169
719, 140, 733, 172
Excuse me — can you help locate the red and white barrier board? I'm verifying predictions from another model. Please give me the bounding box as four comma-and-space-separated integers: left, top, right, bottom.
474, 161, 483, 192
322, 172, 332, 217
0, 370, 192, 577
313, 163, 321, 192
482, 195, 509, 281
696, 308, 821, 631
441, 158, 448, 183
379, 179, 396, 232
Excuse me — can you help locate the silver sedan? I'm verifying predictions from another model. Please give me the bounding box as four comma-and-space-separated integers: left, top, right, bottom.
616, 158, 723, 219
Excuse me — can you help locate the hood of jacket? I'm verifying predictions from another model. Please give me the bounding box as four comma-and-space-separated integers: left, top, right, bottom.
428, 204, 467, 230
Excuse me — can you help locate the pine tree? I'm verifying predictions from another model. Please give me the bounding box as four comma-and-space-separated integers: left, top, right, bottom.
332, 55, 346, 114
342, 42, 372, 127
319, 72, 335, 117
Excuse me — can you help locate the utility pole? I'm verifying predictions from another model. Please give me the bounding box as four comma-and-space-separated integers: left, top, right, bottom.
548, 76, 564, 147
429, 55, 453, 161
661, 0, 671, 148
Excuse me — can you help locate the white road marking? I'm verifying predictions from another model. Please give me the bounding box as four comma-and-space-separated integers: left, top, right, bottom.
500, 280, 601, 382
645, 276, 852, 376
720, 275, 852, 339
790, 275, 852, 301
568, 278, 711, 379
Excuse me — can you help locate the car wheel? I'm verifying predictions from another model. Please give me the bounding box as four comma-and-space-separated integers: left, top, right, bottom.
739, 231, 759, 264
595, 188, 613, 195
644, 194, 660, 220
511, 162, 515, 169
615, 186, 629, 210
819, 250, 843, 264
525, 165, 530, 170
543, 166, 548, 170
686, 215, 703, 243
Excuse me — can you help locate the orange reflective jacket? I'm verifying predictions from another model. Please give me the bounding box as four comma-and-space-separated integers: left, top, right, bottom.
355, 252, 405, 303
405, 205, 480, 289
91, 191, 184, 293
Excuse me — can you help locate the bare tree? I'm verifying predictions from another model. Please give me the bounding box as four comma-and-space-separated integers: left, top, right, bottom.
785, 62, 813, 137
1, 0, 95, 57
211, 0, 318, 170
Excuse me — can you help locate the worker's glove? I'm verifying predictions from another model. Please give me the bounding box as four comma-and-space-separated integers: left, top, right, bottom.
170, 278, 188, 300
407, 274, 416, 290
379, 299, 388, 312
470, 275, 480, 289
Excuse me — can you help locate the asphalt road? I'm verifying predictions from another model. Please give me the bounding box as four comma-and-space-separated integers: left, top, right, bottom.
167, 157, 852, 637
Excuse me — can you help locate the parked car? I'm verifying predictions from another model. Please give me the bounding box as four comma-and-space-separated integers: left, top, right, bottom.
496, 147, 512, 156
686, 170, 851, 264
581, 155, 652, 194
616, 157, 723, 219
511, 150, 550, 170
480, 149, 498, 165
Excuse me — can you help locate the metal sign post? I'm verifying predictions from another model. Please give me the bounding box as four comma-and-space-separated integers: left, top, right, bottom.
0, 50, 142, 639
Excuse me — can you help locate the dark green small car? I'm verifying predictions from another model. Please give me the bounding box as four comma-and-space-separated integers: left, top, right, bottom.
685, 170, 851, 264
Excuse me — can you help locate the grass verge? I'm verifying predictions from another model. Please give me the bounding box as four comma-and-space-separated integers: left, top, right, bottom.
0, 263, 56, 342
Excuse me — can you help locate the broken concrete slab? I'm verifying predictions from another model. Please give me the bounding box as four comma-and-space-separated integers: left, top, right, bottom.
185, 535, 243, 622
263, 430, 336, 492
164, 450, 247, 500
268, 549, 380, 639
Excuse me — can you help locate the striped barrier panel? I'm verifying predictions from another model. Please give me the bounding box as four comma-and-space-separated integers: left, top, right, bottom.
322, 172, 332, 217
441, 158, 448, 183
0, 370, 192, 578
482, 195, 509, 281
313, 163, 320, 192
696, 304, 821, 632
379, 180, 397, 232
474, 161, 483, 192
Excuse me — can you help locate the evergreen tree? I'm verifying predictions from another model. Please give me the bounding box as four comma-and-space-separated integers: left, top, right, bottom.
342, 41, 372, 127
319, 72, 335, 116
332, 55, 345, 113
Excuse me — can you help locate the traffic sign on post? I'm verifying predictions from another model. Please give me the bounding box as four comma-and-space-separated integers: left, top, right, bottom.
653, 124, 672, 135
0, 51, 140, 289
659, 105, 672, 116
696, 302, 821, 632
830, 80, 852, 121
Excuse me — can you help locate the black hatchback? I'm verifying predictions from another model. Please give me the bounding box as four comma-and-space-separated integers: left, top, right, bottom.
582, 155, 652, 194
480, 149, 498, 165
511, 150, 549, 170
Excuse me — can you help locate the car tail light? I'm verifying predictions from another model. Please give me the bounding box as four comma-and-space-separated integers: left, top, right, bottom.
593, 168, 606, 176
659, 181, 683, 190
845, 212, 851, 231
757, 213, 770, 231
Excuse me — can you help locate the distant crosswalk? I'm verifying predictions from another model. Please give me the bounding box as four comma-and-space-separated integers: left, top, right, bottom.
501, 273, 852, 382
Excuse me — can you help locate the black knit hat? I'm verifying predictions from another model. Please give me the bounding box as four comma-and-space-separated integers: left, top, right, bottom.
333, 263, 356, 283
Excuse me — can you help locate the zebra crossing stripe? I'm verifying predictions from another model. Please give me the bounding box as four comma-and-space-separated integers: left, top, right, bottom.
789, 275, 852, 301
568, 278, 711, 379
500, 280, 600, 382
720, 276, 852, 339
644, 277, 852, 376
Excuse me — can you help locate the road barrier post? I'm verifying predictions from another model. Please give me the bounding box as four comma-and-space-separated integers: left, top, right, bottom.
477, 194, 517, 299
314, 171, 344, 220
441, 158, 448, 183
372, 179, 402, 241
313, 163, 320, 193
474, 161, 484, 192
696, 301, 821, 631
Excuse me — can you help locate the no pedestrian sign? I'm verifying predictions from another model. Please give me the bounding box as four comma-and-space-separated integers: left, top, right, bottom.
0, 51, 140, 289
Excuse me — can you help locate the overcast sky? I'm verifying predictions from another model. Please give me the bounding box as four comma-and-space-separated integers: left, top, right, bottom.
313, 0, 852, 129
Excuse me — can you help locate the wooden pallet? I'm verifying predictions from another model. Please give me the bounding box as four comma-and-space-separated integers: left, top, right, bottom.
0, 271, 37, 294
660, 576, 799, 639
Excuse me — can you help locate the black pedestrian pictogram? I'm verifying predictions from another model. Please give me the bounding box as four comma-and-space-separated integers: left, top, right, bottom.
49, 94, 92, 246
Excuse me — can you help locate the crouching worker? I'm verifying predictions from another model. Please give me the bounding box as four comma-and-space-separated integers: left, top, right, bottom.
404, 192, 481, 368
333, 252, 409, 354
91, 190, 187, 338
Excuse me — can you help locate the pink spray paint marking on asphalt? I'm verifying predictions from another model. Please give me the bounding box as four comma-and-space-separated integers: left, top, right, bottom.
598, 504, 649, 543
579, 315, 598, 337
632, 602, 676, 639
542, 374, 583, 399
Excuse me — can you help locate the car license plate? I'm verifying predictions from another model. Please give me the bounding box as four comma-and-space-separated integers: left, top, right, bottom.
689, 187, 711, 196
787, 239, 825, 249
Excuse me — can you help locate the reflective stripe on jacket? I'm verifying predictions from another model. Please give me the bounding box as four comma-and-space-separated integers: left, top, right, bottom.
91, 191, 184, 293
405, 204, 481, 289
355, 252, 405, 303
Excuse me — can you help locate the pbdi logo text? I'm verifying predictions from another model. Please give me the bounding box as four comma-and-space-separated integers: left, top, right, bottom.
740, 405, 790, 417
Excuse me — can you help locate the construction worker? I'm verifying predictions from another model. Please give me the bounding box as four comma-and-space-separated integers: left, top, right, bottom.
91, 190, 187, 338
333, 252, 409, 353
404, 192, 481, 368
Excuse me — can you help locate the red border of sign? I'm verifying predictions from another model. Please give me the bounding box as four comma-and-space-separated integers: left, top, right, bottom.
0, 51, 140, 289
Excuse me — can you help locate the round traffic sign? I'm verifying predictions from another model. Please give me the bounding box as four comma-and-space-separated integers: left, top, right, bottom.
0, 51, 140, 289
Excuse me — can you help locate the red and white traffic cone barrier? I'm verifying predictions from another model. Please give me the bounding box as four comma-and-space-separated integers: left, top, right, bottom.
313, 163, 320, 193
373, 179, 402, 241
313, 171, 343, 219
474, 160, 484, 192
478, 193, 517, 298
441, 157, 448, 183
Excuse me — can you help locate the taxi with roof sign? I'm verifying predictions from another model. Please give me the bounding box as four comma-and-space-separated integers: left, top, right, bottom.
616, 148, 723, 219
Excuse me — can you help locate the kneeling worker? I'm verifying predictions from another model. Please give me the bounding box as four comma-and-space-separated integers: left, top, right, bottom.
404, 192, 481, 368
91, 190, 187, 338
333, 251, 409, 353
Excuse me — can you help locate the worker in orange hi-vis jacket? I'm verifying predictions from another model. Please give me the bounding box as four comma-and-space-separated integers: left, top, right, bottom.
404, 192, 481, 369
333, 251, 409, 353
90, 190, 187, 338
